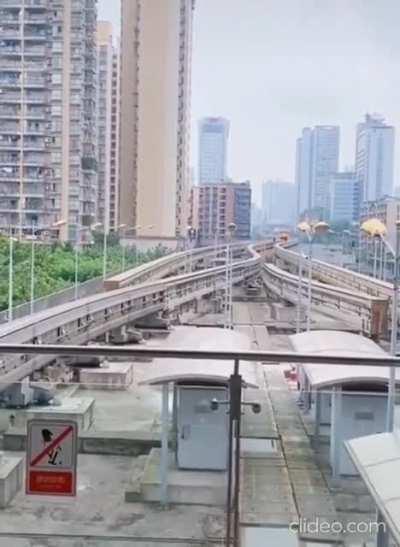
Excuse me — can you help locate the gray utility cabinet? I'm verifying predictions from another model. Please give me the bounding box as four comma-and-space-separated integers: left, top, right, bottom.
176, 385, 229, 471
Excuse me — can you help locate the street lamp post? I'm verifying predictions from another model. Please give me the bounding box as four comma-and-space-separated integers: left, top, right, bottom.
340, 229, 351, 268
28, 220, 65, 313
118, 224, 127, 272
102, 230, 107, 280
373, 236, 379, 277
296, 253, 305, 334
8, 228, 15, 323
132, 225, 141, 267
121, 225, 154, 269
224, 223, 236, 330
74, 241, 79, 300
90, 223, 107, 280
26, 226, 37, 315
306, 237, 313, 331
186, 226, 197, 273
388, 222, 400, 431
297, 221, 330, 332
361, 217, 398, 431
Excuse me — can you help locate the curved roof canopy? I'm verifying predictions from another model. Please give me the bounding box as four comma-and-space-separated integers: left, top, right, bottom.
141, 327, 259, 388
290, 330, 393, 389
346, 431, 400, 546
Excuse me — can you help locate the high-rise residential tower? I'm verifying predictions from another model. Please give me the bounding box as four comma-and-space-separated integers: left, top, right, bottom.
295, 126, 340, 219
109, 46, 120, 233
198, 117, 230, 184
191, 181, 251, 245
0, 0, 98, 243
355, 114, 395, 202
96, 21, 114, 233
119, 0, 195, 242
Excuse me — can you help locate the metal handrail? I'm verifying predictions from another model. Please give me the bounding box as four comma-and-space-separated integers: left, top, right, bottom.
0, 532, 220, 545
1, 343, 399, 367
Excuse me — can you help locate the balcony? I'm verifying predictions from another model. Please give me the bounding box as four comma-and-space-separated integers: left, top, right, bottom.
24, 46, 46, 57
23, 139, 47, 151
0, 46, 22, 56
25, 76, 47, 88
22, 155, 44, 165
0, 29, 22, 39
0, 123, 20, 133
0, 77, 20, 89
0, 138, 20, 150
0, 108, 19, 119
25, 108, 46, 120
24, 29, 48, 41
0, 16, 19, 23
24, 14, 49, 24
23, 95, 47, 104
24, 0, 47, 8
0, 167, 19, 179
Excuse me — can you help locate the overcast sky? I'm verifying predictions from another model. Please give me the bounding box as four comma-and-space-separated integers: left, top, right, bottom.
99, 0, 400, 204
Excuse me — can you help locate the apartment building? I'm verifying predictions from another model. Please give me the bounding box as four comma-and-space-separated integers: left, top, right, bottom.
109, 47, 120, 232
0, 0, 97, 242
96, 21, 113, 232
119, 0, 195, 243
191, 182, 252, 245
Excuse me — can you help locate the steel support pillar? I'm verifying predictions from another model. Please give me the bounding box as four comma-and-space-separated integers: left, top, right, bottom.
160, 383, 169, 506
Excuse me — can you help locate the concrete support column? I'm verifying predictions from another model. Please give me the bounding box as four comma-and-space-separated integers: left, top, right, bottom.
313, 390, 321, 448
160, 382, 169, 506
376, 510, 389, 547
331, 387, 342, 479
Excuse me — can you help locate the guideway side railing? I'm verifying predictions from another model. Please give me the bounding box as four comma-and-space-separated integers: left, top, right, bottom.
0, 344, 399, 547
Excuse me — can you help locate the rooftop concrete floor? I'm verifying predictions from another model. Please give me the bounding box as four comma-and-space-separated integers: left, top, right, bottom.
0, 297, 385, 546
0, 452, 223, 546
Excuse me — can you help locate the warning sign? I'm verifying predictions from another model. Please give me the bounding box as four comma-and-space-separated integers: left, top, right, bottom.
26, 419, 78, 496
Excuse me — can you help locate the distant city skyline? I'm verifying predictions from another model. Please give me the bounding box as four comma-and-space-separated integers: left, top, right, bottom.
99, 0, 400, 204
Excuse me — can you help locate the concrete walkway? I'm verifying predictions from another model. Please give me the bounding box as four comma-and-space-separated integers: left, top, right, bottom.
235, 301, 339, 541
265, 366, 338, 527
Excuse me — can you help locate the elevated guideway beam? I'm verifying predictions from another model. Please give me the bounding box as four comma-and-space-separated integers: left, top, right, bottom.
0, 242, 271, 385
262, 262, 388, 340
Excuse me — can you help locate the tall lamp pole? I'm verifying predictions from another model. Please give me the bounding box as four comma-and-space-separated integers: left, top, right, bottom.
90, 223, 107, 280
296, 253, 304, 333
297, 221, 330, 332
224, 223, 236, 330
118, 224, 127, 272
388, 222, 400, 431
361, 217, 397, 431
26, 226, 37, 315
8, 227, 15, 323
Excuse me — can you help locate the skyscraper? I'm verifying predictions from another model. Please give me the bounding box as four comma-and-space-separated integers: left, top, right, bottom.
329, 172, 360, 223
295, 126, 340, 219
198, 117, 230, 184
295, 128, 313, 217
119, 0, 195, 242
96, 21, 114, 233
355, 114, 395, 202
0, 0, 98, 243
262, 181, 296, 226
